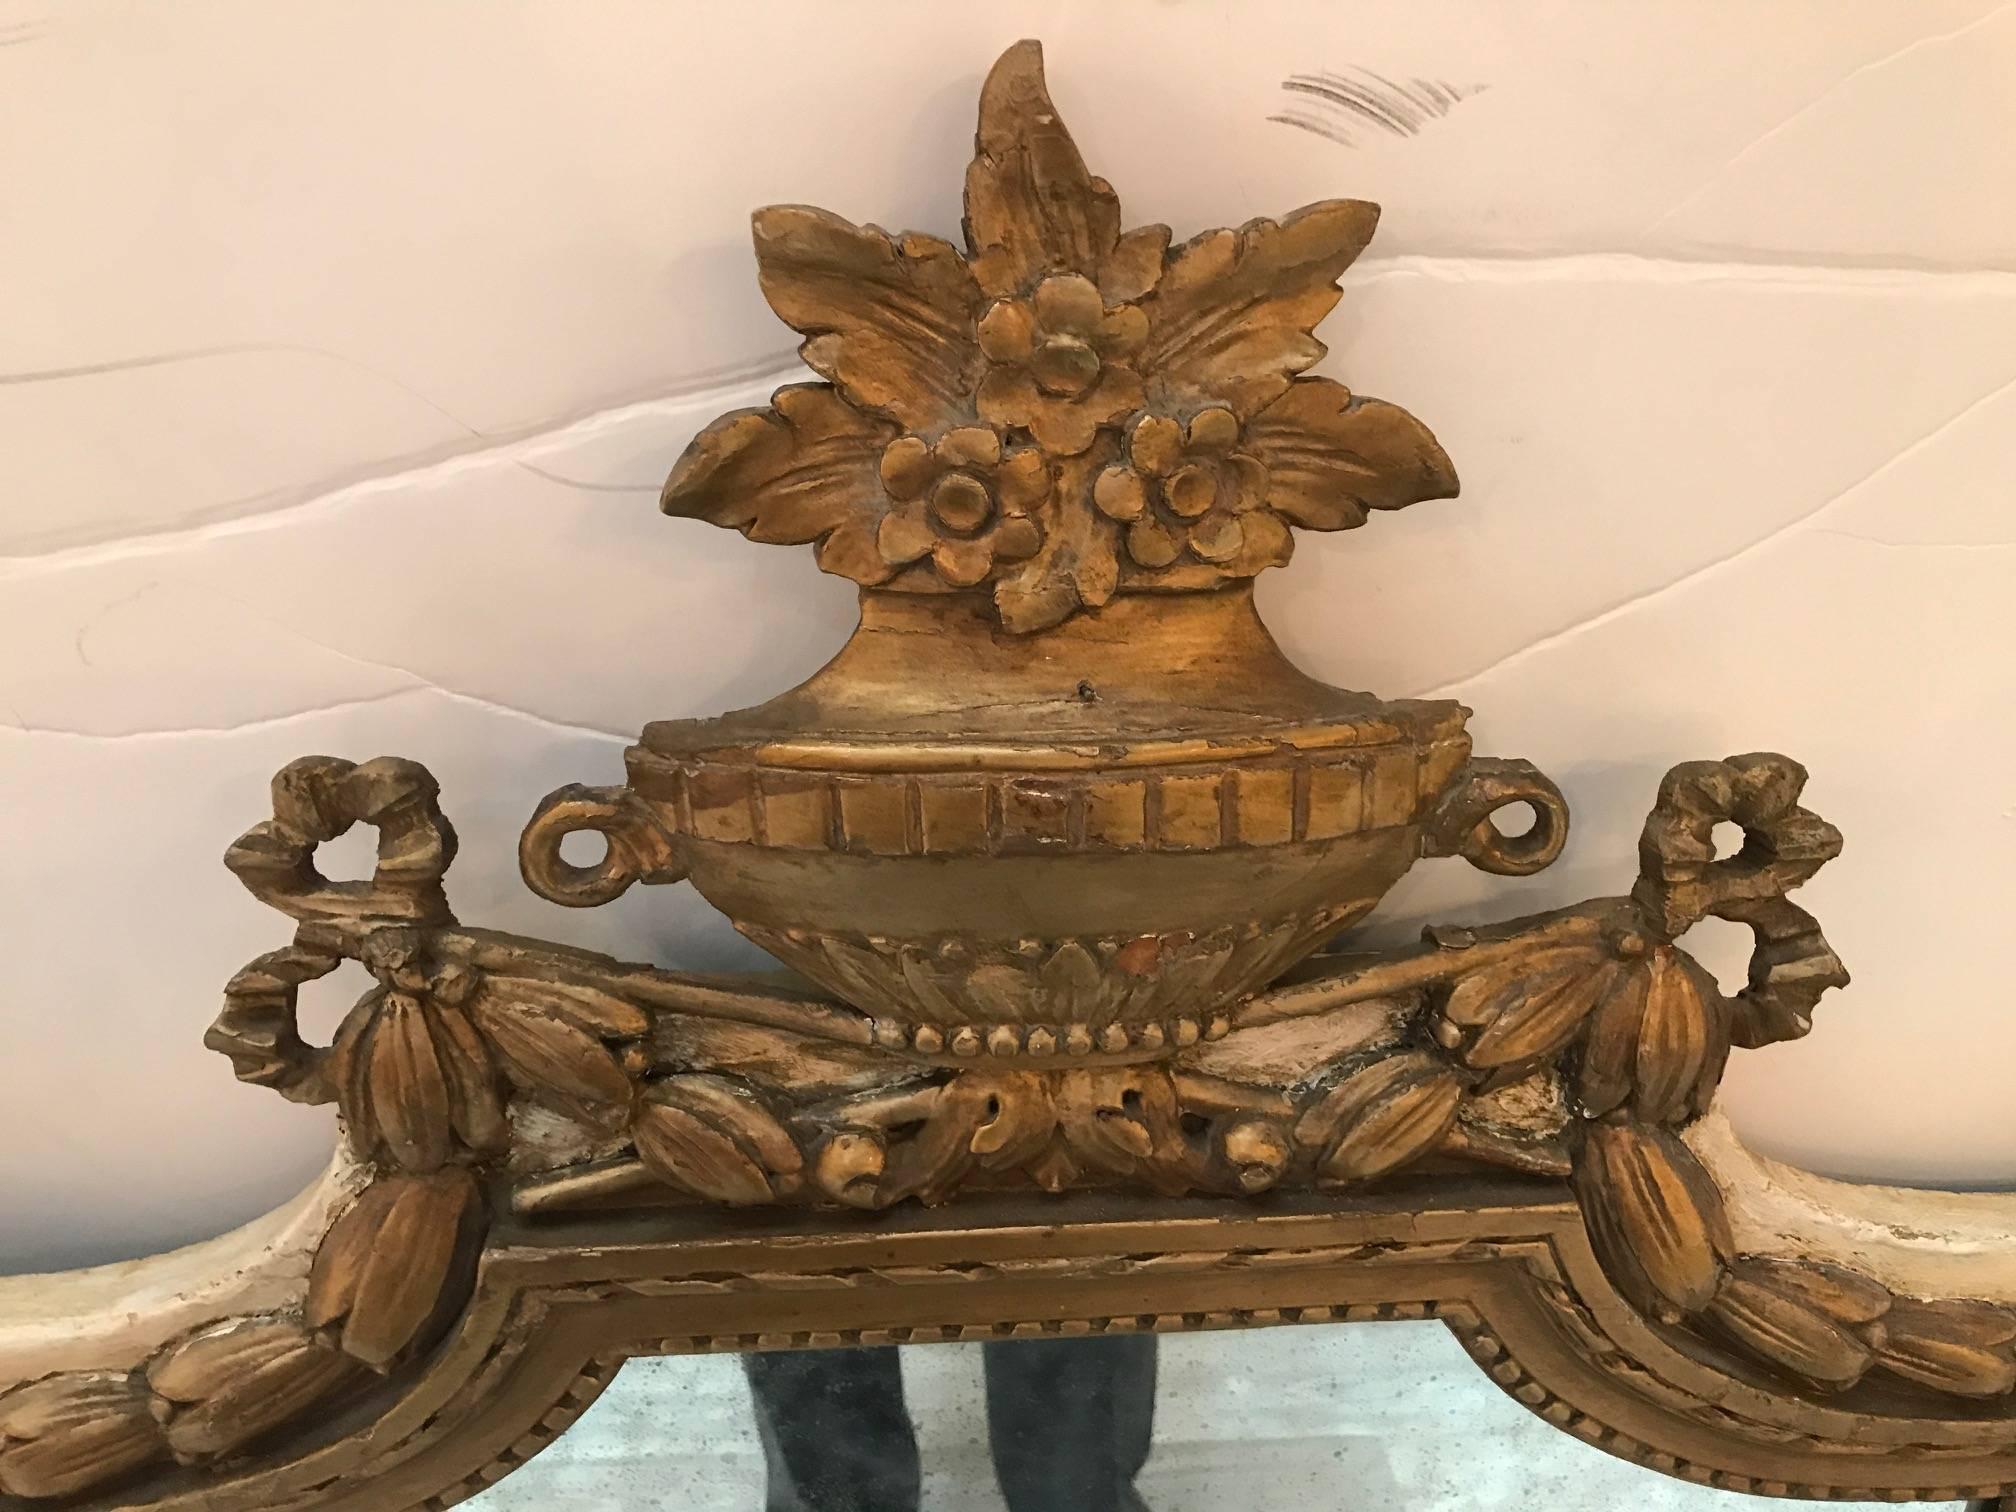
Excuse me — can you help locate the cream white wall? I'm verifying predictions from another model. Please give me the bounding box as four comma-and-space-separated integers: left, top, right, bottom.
3, 0, 2012, 1271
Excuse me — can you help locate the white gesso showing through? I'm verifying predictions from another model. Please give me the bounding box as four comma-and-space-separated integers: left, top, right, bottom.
3, 2, 2013, 1283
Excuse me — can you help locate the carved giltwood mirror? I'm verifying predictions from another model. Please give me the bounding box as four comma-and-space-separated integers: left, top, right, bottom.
3, 40, 2011, 1511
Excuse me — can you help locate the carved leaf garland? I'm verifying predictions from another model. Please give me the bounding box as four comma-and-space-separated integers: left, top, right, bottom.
1706, 1273, 1876, 1391
466, 981, 634, 1122
1875, 1300, 2016, 1397
1568, 947, 1730, 1125
1440, 945, 1616, 1071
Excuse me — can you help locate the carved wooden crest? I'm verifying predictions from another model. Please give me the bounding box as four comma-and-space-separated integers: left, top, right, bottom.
3, 41, 2010, 1512
662, 39, 1455, 631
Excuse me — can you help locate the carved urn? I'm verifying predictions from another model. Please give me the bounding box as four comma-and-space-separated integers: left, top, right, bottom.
519, 41, 1567, 1062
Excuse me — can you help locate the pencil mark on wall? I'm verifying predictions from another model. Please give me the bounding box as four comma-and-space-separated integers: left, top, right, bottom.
1271, 69, 1488, 147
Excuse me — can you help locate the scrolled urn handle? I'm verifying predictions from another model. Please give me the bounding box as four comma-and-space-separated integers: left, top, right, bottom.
519, 784, 686, 907
1421, 757, 1570, 877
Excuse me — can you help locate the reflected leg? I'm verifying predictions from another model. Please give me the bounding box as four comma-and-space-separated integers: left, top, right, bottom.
742, 1347, 922, 1512
983, 1335, 1158, 1512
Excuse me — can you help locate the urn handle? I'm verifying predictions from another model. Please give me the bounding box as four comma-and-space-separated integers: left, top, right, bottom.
519, 784, 686, 907
1421, 757, 1570, 877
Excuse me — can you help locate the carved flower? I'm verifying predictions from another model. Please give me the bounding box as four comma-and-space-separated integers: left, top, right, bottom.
874, 427, 1048, 586
1095, 408, 1291, 577
661, 41, 1458, 632
975, 275, 1147, 454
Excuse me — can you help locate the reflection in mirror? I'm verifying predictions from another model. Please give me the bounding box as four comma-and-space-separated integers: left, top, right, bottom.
465, 1326, 1946, 1511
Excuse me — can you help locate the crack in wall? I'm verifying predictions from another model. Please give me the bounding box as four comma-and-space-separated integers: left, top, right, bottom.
0, 681, 628, 745
8, 251, 2016, 579
1640, 0, 2016, 239
1411, 368, 2016, 700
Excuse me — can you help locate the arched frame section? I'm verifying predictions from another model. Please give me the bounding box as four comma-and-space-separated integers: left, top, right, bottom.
49, 1175, 2016, 1511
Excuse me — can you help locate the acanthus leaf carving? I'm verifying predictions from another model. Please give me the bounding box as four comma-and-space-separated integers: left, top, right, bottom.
1244, 377, 1460, 532
660, 383, 899, 587
752, 208, 984, 433
1137, 201, 1378, 421
962, 39, 1127, 299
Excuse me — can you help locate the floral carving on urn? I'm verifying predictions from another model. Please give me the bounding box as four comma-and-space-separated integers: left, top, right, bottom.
663, 40, 1457, 632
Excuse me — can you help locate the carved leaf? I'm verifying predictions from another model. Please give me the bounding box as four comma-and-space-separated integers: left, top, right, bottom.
753, 207, 983, 430
1706, 1274, 1874, 1390
962, 40, 1127, 298
365, 993, 454, 1173
150, 1320, 305, 1403
1574, 1122, 1733, 1320
0, 1374, 163, 1499
662, 384, 899, 587
150, 1320, 357, 1460
1137, 201, 1379, 420
880, 1079, 1002, 1204
1633, 949, 1726, 1125
306, 1170, 480, 1370
1875, 1300, 2016, 1397
425, 1002, 509, 1155
499, 978, 652, 1041
1575, 964, 1650, 1118
1444, 947, 1616, 1070
1735, 1257, 1893, 1327
632, 1076, 800, 1205
1297, 1051, 1464, 1182
469, 988, 633, 1119
1245, 379, 1458, 531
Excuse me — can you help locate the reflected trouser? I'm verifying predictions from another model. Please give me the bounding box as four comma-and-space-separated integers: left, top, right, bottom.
744, 1336, 1156, 1512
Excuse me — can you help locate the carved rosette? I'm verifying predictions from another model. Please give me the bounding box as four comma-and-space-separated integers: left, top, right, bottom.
660, 41, 1456, 632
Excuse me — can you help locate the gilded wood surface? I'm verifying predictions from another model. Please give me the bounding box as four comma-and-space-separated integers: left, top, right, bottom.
4, 37, 2010, 1512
